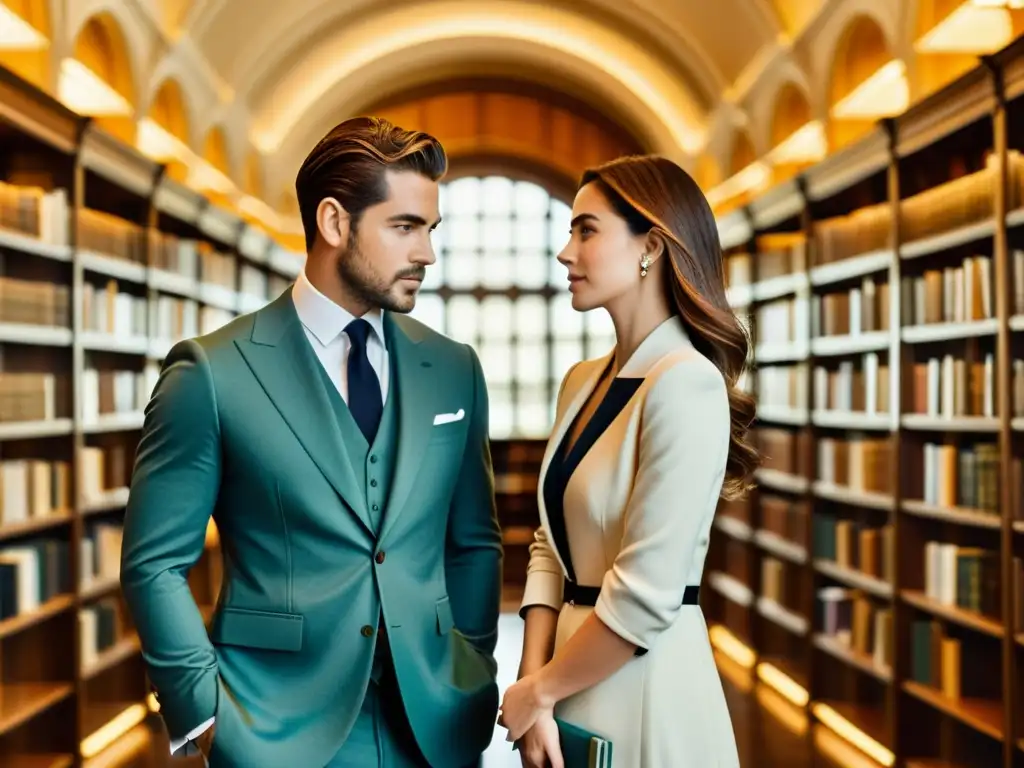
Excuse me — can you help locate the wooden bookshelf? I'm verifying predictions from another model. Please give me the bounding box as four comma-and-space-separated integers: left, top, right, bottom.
0, 65, 303, 767
705, 34, 1024, 768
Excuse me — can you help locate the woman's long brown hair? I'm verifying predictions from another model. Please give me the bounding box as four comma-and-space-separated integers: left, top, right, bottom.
580, 155, 759, 500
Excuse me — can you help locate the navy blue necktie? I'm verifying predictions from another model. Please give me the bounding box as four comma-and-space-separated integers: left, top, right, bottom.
345, 318, 383, 444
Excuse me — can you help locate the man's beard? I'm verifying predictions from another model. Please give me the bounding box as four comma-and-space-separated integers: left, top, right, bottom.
336, 229, 425, 313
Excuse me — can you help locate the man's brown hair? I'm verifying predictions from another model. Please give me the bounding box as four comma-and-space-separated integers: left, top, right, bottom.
294, 116, 447, 250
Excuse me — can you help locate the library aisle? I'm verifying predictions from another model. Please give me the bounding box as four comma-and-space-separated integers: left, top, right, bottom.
3, 1, 1024, 767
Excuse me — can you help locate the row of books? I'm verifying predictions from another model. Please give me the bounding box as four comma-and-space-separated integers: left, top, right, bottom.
0, 536, 69, 620
79, 368, 158, 424
910, 355, 995, 419
813, 516, 894, 583
0, 459, 72, 525
921, 442, 999, 512
760, 496, 809, 548
0, 182, 67, 245
909, 620, 987, 701
812, 277, 891, 337
924, 541, 1000, 616
899, 256, 993, 327
81, 445, 131, 504
0, 275, 71, 329
814, 354, 890, 414
816, 436, 893, 495
80, 522, 122, 588
79, 597, 128, 670
818, 587, 892, 670
1, 182, 280, 287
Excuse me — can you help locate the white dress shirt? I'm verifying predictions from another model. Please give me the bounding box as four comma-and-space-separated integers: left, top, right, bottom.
169, 271, 389, 758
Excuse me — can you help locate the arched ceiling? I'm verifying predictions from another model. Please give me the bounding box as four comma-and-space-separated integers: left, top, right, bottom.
23, 0, 1022, 232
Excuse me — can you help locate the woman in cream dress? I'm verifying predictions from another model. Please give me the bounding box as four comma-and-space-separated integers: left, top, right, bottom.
497, 155, 758, 768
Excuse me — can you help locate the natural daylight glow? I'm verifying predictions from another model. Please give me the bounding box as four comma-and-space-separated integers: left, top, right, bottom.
248, 2, 706, 157
706, 161, 771, 208
58, 58, 132, 117
0, 3, 46, 49
766, 120, 827, 165
831, 60, 910, 120
916, 1, 1015, 53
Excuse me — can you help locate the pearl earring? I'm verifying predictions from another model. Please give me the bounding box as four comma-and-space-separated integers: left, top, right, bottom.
640, 253, 651, 277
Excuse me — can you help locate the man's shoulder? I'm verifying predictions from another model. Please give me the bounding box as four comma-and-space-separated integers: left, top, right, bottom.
169, 312, 255, 364
389, 313, 472, 363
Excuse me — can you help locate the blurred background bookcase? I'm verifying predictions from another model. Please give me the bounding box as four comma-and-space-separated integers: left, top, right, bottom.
0, 64, 304, 767
703, 36, 1024, 768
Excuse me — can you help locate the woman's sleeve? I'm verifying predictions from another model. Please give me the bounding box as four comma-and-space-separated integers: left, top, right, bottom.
517, 363, 580, 618
594, 358, 730, 650
518, 526, 565, 617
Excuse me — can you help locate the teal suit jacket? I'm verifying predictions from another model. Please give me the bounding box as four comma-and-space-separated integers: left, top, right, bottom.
120, 287, 503, 768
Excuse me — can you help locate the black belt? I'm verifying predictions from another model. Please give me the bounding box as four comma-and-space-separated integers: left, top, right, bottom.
562, 580, 701, 658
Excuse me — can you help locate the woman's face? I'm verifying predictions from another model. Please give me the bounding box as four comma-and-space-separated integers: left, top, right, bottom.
556, 181, 649, 313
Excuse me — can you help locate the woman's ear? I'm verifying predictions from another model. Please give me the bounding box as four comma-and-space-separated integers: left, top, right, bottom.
316, 197, 349, 249
643, 229, 668, 264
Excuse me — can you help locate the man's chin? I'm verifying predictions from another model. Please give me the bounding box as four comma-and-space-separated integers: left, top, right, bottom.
382, 287, 418, 314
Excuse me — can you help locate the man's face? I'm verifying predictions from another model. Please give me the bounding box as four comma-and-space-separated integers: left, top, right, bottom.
337, 169, 441, 313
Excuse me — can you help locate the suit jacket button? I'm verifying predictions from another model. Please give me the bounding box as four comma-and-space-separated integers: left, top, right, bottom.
361, 625, 375, 637
375, 551, 386, 564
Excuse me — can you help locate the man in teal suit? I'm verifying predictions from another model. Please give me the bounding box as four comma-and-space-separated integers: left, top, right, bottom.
120, 116, 503, 767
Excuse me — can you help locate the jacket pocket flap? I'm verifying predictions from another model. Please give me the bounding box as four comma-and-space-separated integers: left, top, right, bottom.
436, 596, 454, 635
210, 607, 304, 652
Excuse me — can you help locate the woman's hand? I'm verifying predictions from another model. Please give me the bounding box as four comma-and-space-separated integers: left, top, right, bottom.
518, 711, 564, 768
498, 672, 555, 742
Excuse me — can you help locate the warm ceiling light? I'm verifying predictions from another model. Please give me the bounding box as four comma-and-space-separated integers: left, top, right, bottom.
137, 116, 192, 163
706, 161, 771, 208
831, 59, 909, 120
0, 3, 47, 49
916, 1, 1014, 53
58, 58, 132, 117
237, 194, 282, 230
971, 0, 1024, 7
189, 158, 235, 195
248, 3, 706, 157
767, 120, 827, 164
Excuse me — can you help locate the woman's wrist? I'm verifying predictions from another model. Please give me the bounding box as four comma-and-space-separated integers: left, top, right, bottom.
531, 665, 559, 709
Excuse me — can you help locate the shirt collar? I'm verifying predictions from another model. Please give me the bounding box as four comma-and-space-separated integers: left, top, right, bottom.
292, 270, 386, 348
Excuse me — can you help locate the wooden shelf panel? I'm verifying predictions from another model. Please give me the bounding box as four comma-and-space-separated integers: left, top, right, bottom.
812, 482, 893, 510
901, 501, 1001, 529
4, 756, 74, 768
0, 512, 72, 543
0, 683, 73, 736
813, 634, 892, 683
0, 595, 74, 640
814, 560, 892, 599
901, 590, 1004, 638
902, 681, 1003, 741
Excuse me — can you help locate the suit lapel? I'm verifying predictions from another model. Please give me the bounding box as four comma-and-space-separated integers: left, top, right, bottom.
378, 313, 435, 544
536, 354, 611, 574
235, 288, 375, 536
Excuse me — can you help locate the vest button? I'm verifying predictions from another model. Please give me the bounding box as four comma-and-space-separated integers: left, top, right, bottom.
361, 624, 374, 637
370, 479, 378, 487
370, 455, 378, 463
375, 551, 386, 564
372, 504, 379, 511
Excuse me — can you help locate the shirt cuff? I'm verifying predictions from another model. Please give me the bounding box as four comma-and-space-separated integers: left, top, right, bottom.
169, 716, 215, 756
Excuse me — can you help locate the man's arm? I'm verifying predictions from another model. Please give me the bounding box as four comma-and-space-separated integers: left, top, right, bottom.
444, 344, 503, 656
120, 339, 222, 749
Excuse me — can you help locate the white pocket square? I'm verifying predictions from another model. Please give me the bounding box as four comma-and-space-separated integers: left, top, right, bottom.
433, 409, 465, 426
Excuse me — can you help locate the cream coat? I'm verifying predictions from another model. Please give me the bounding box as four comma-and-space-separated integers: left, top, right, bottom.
520, 315, 740, 767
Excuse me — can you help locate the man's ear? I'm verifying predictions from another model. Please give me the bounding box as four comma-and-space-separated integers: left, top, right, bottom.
316, 197, 349, 249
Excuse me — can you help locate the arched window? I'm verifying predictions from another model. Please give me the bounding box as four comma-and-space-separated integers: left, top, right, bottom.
408, 175, 616, 439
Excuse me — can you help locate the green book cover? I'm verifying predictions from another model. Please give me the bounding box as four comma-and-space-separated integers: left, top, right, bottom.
556, 718, 613, 768
511, 718, 613, 767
